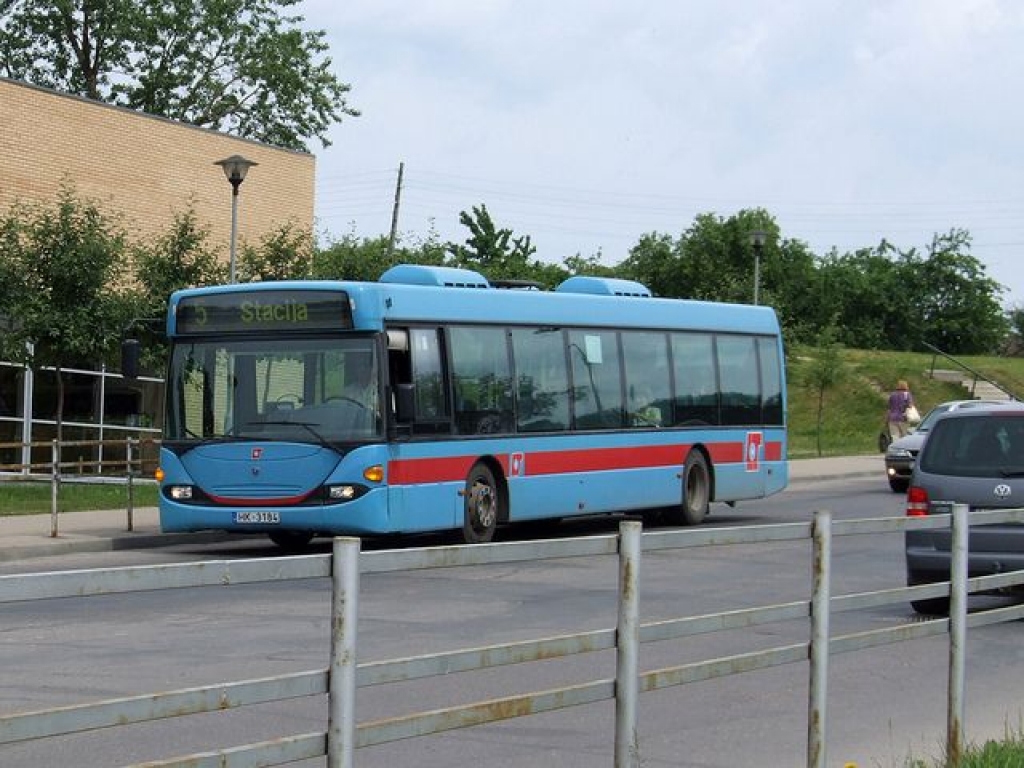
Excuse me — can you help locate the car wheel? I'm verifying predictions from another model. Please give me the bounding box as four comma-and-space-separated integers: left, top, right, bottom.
908, 571, 950, 615
888, 477, 909, 493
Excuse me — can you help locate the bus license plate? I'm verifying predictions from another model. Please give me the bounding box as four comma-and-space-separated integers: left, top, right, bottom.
233, 511, 280, 525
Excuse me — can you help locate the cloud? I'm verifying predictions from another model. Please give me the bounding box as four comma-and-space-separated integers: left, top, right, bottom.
303, 0, 1024, 303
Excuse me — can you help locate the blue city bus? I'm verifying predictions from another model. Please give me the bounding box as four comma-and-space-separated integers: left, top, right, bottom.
149, 264, 787, 549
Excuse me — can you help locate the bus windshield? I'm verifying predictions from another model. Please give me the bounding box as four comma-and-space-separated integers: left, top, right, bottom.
166, 336, 382, 444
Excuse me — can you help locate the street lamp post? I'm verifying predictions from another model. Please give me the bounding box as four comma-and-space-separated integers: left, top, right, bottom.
749, 229, 767, 305
214, 154, 258, 283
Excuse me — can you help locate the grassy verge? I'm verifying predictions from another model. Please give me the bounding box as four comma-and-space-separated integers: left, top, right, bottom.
0, 480, 158, 515
900, 729, 1024, 767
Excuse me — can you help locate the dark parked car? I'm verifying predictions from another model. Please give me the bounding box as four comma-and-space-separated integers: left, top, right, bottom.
905, 403, 1024, 614
885, 399, 1006, 493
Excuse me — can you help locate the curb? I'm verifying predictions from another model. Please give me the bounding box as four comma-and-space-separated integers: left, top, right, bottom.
0, 531, 251, 563
789, 470, 880, 486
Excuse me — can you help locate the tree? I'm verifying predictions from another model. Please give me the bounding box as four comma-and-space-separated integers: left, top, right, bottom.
131, 205, 225, 369
1006, 306, 1024, 356
914, 229, 1007, 355
619, 209, 819, 343
561, 252, 619, 278
803, 323, 846, 457
0, 0, 358, 150
312, 231, 447, 282
815, 245, 909, 350
237, 221, 314, 281
0, 185, 133, 439
447, 204, 537, 281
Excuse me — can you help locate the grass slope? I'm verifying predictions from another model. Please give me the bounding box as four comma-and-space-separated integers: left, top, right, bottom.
786, 347, 1024, 458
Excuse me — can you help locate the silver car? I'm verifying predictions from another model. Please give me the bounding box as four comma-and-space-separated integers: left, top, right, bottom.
885, 399, 1006, 493
904, 403, 1024, 614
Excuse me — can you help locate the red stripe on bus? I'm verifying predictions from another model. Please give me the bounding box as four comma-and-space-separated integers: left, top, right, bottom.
707, 442, 744, 463
386, 440, 785, 485
387, 456, 479, 485
524, 445, 689, 475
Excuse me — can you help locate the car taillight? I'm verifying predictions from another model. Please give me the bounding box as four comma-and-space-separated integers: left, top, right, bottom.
906, 486, 929, 516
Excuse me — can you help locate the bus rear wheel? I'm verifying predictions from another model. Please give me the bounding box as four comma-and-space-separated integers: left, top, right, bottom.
665, 450, 710, 526
269, 531, 315, 552
463, 463, 501, 544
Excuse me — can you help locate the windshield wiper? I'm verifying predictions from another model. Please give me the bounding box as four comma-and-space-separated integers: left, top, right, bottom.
177, 427, 249, 445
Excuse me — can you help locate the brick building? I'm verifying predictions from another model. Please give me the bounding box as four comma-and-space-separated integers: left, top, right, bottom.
0, 76, 315, 250
0, 77, 318, 474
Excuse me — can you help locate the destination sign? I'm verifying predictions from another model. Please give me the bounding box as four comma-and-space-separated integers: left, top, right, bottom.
176, 290, 353, 335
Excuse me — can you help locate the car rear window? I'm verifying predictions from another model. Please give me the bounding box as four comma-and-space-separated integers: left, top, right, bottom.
919, 414, 1024, 477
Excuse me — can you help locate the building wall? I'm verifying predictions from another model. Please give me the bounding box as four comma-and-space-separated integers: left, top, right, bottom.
0, 77, 315, 255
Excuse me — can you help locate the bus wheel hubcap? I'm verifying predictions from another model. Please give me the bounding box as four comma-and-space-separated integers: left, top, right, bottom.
473, 484, 496, 529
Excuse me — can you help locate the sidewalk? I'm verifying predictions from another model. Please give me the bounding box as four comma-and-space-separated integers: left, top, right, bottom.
0, 454, 883, 563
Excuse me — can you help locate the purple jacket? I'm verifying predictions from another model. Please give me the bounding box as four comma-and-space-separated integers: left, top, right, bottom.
887, 390, 912, 422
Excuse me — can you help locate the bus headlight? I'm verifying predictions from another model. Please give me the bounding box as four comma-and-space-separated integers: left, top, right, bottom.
328, 485, 358, 500
167, 485, 194, 500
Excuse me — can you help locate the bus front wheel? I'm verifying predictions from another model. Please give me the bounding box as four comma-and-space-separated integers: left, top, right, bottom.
666, 450, 710, 526
269, 531, 315, 552
463, 463, 501, 544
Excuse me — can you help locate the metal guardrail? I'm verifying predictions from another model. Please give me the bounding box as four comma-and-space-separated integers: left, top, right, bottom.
2, 507, 1024, 767
0, 437, 160, 475
0, 437, 160, 535
923, 340, 1022, 401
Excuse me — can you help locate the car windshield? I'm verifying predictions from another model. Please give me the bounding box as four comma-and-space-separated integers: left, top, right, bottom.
919, 414, 1024, 477
166, 335, 382, 443
915, 404, 952, 433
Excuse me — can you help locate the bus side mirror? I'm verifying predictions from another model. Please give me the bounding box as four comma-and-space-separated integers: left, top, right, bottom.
121, 339, 140, 380
395, 383, 415, 423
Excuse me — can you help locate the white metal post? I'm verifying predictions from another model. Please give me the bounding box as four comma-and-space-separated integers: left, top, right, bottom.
328, 537, 361, 768
49, 439, 59, 537
947, 504, 969, 764
125, 437, 135, 531
614, 520, 642, 767
807, 510, 832, 768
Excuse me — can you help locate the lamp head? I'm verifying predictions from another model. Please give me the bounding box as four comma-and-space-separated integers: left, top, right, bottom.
215, 155, 258, 189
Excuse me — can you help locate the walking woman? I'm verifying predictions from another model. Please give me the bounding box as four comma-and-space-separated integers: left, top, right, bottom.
886, 379, 916, 441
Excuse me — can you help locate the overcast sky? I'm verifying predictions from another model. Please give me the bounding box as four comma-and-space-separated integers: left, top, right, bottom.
301, 0, 1024, 306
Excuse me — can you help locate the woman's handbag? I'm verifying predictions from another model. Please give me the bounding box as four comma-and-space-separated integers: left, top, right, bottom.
878, 429, 891, 453
906, 404, 921, 424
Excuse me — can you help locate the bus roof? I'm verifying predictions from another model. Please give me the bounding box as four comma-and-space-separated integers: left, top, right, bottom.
168, 267, 781, 337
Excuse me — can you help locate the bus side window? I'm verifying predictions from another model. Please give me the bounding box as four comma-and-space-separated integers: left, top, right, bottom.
758, 337, 783, 425
568, 330, 624, 429
449, 326, 513, 434
622, 331, 671, 430
511, 327, 569, 433
671, 332, 718, 426
718, 335, 760, 426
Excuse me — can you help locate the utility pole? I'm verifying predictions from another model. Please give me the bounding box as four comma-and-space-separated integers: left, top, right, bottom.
386, 162, 404, 262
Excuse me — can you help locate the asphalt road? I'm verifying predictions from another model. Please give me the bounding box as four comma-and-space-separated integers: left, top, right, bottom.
2, 475, 1023, 768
